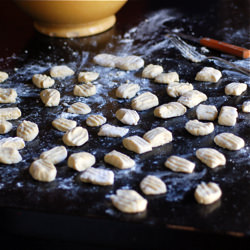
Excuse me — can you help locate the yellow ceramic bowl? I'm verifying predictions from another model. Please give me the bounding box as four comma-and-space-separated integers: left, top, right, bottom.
15, 0, 127, 38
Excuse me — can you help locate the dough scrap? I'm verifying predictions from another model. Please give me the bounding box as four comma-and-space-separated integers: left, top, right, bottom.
194, 182, 222, 205
86, 114, 106, 127
242, 100, 250, 113
17, 120, 39, 141
177, 90, 207, 108
140, 175, 167, 195
52, 117, 77, 132
0, 137, 25, 150
185, 119, 214, 136
32, 74, 55, 88
40, 89, 60, 107
40, 146, 67, 164
225, 82, 247, 96
142, 64, 163, 79
104, 150, 135, 169
115, 108, 140, 125
80, 167, 114, 186
196, 104, 218, 121
78, 71, 99, 83
166, 82, 193, 97
110, 189, 147, 213
0, 119, 13, 134
0, 147, 22, 164
98, 124, 129, 137
196, 148, 226, 168
195, 67, 222, 82
131, 91, 159, 111
154, 72, 179, 84
0, 88, 17, 103
154, 102, 186, 119
73, 83, 96, 97
123, 135, 152, 154
68, 151, 96, 171
0, 71, 8, 83
165, 155, 195, 173
50, 65, 74, 78
116, 83, 140, 99
67, 102, 91, 115
0, 107, 21, 120
116, 55, 144, 71
214, 132, 245, 151
62, 126, 89, 146
218, 106, 238, 126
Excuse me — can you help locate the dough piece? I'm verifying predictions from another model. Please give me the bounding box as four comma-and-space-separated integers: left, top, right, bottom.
116, 55, 144, 71
110, 189, 147, 213
78, 71, 99, 83
0, 71, 8, 83
32, 74, 55, 88
214, 133, 245, 151
93, 53, 120, 67
196, 104, 218, 121
115, 108, 140, 125
104, 150, 135, 169
0, 107, 21, 120
185, 119, 214, 136
29, 159, 57, 182
123, 135, 152, 154
62, 126, 89, 146
50, 65, 74, 78
0, 137, 25, 150
154, 72, 179, 84
131, 92, 159, 111
195, 67, 222, 82
177, 90, 207, 108
0, 119, 12, 134
140, 175, 167, 195
218, 106, 238, 126
143, 127, 172, 147
242, 101, 250, 113
196, 148, 226, 168
166, 82, 193, 98
68, 152, 96, 171
98, 124, 129, 137
164, 155, 195, 173
67, 102, 91, 115
116, 83, 140, 99
154, 102, 186, 119
0, 147, 22, 164
0, 88, 17, 103
52, 117, 77, 132
225, 82, 247, 96
86, 115, 106, 127
73, 83, 96, 97
40, 89, 60, 107
142, 64, 163, 79
40, 146, 67, 165
194, 182, 222, 205
80, 167, 114, 186
16, 120, 39, 141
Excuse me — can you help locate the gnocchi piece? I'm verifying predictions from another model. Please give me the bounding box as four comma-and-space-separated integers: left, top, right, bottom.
143, 127, 173, 147
68, 151, 96, 171
0, 71, 8, 83
0, 147, 22, 164
195, 67, 222, 83
242, 100, 250, 113
73, 83, 96, 97
16, 120, 39, 141
110, 189, 147, 213
40, 146, 67, 165
164, 155, 195, 173
131, 91, 159, 111
0, 119, 13, 134
40, 89, 60, 107
154, 72, 179, 84
93, 53, 120, 67
214, 133, 245, 151
52, 117, 77, 132
50, 65, 74, 78
194, 182, 222, 205
196, 104, 218, 121
225, 82, 247, 96
218, 106, 238, 126
166, 82, 193, 98
115, 108, 140, 125
140, 175, 167, 195
154, 102, 187, 119
0, 107, 21, 120
0, 88, 17, 103
86, 115, 107, 127
80, 167, 114, 186
104, 150, 135, 169
196, 148, 226, 168
177, 90, 207, 108
78, 71, 99, 83
98, 124, 129, 137
142, 64, 163, 79
116, 83, 140, 99
29, 159, 57, 182
62, 126, 89, 146
32, 74, 55, 88
116, 55, 144, 71
185, 119, 214, 136
0, 137, 25, 150
123, 135, 152, 154
67, 102, 91, 115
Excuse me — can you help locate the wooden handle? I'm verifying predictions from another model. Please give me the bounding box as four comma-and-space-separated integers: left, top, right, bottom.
200, 38, 250, 58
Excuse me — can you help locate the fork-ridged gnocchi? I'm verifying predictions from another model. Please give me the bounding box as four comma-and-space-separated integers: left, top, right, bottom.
164, 155, 195, 173
140, 175, 167, 195
52, 117, 77, 132
86, 114, 106, 127
142, 64, 163, 79
40, 89, 60, 107
0, 147, 22, 164
68, 152, 96, 171
0, 137, 25, 150
67, 102, 91, 115
214, 133, 245, 151
40, 146, 67, 165
50, 65, 74, 78
154, 102, 187, 119
195, 67, 222, 83
0, 71, 8, 83
98, 124, 129, 137
225, 82, 247, 96
154, 72, 179, 84
196, 104, 218, 121
32, 74, 55, 88
0, 119, 13, 134
78, 71, 99, 83
116, 55, 144, 71
116, 83, 140, 99
185, 119, 214, 136
242, 100, 250, 113
218, 106, 238, 126
123, 135, 152, 154
0, 107, 21, 120
0, 88, 17, 103
131, 91, 159, 111
62, 126, 89, 146
166, 82, 193, 97
177, 90, 207, 108
16, 120, 39, 141
73, 83, 96, 97
115, 108, 140, 125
